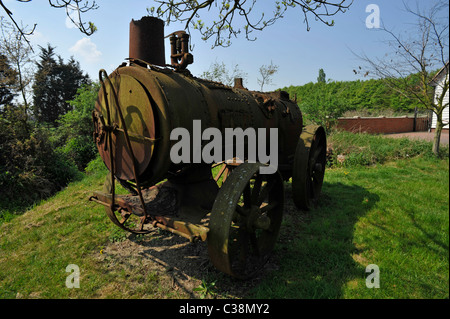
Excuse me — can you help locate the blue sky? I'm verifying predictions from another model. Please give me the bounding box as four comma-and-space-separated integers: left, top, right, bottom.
1, 0, 444, 91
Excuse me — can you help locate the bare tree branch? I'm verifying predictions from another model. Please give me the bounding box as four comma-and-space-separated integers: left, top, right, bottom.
355, 0, 449, 155
0, 0, 36, 51
258, 61, 279, 91
0, 0, 98, 52
148, 0, 353, 48
0, 17, 35, 127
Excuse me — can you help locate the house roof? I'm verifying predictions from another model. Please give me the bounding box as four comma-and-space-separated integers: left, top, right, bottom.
430, 61, 449, 87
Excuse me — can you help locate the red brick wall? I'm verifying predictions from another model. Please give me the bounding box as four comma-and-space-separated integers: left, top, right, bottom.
336, 117, 429, 134
431, 128, 449, 133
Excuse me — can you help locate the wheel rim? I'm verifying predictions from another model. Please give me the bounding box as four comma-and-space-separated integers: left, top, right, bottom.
208, 163, 284, 279
292, 125, 327, 210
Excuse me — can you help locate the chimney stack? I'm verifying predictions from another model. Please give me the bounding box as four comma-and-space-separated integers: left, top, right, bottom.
129, 17, 165, 66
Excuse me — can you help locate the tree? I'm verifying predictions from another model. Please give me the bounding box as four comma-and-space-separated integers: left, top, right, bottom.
0, 54, 17, 108
1, 17, 35, 122
201, 61, 248, 86
0, 0, 98, 50
32, 44, 90, 125
149, 0, 353, 47
356, 0, 449, 156
2, 1, 353, 49
317, 68, 326, 83
299, 81, 349, 132
258, 61, 279, 91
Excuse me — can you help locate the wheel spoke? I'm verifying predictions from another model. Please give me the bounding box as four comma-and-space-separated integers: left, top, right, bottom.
118, 210, 131, 225
251, 175, 263, 205
236, 205, 249, 216
260, 201, 279, 213
257, 180, 275, 206
249, 231, 260, 257
243, 183, 252, 209
238, 226, 249, 270
214, 164, 227, 182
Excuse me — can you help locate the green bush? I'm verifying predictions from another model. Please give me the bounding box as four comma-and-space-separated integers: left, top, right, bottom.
327, 131, 448, 168
298, 82, 350, 131
0, 121, 80, 211
282, 77, 423, 116
84, 155, 108, 176
55, 82, 99, 170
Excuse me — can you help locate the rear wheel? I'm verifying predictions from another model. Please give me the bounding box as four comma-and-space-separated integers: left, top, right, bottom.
292, 125, 327, 210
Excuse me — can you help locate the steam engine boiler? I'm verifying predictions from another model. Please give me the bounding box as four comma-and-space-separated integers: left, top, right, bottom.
90, 17, 327, 278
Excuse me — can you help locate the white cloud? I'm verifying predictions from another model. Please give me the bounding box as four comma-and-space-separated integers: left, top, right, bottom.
28, 31, 49, 47
69, 38, 102, 63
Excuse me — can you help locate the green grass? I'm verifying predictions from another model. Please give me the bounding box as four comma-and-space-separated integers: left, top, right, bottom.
0, 138, 448, 299
251, 156, 449, 299
328, 130, 449, 167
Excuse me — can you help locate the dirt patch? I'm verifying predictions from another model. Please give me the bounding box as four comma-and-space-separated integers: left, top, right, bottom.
94, 198, 298, 299
95, 225, 283, 298
96, 229, 207, 298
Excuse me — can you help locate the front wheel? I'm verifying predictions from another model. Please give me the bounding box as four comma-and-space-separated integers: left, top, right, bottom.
207, 162, 284, 279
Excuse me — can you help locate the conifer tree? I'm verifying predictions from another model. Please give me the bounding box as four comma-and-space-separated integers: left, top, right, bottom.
32, 44, 89, 125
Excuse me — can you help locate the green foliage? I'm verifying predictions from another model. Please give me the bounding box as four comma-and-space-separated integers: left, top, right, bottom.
84, 155, 108, 176
327, 131, 449, 168
201, 61, 248, 86
317, 68, 326, 83
55, 82, 100, 170
299, 81, 350, 131
193, 279, 217, 299
0, 111, 80, 212
282, 78, 423, 122
32, 44, 90, 125
0, 44, 94, 217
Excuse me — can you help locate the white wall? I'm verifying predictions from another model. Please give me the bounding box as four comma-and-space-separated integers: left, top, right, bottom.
431, 72, 449, 129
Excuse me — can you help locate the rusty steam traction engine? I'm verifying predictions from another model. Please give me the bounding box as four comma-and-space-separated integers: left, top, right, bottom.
90, 17, 327, 279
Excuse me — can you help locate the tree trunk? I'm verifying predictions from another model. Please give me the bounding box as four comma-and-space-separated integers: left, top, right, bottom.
432, 119, 443, 156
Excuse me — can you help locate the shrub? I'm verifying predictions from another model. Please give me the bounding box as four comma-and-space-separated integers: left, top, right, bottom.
84, 155, 108, 176
0, 122, 80, 211
55, 82, 99, 170
327, 130, 448, 167
298, 82, 350, 132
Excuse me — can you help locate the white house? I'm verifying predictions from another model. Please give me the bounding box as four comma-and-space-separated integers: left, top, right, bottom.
430, 62, 449, 132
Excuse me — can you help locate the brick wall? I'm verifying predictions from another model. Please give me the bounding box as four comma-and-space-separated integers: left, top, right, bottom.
336, 116, 429, 134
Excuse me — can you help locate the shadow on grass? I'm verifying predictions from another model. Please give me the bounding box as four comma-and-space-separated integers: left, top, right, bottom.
243, 181, 380, 298
109, 180, 380, 299
0, 172, 85, 225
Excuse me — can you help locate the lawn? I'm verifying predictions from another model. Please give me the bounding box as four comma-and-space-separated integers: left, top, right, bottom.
252, 156, 449, 299
0, 136, 448, 299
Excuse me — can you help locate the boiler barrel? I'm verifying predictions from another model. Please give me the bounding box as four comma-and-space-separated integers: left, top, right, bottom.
93, 63, 303, 186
